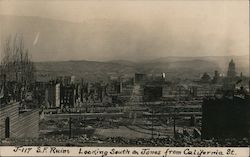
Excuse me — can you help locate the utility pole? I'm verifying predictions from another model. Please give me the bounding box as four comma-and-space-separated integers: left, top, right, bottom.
69, 116, 72, 139
84, 111, 86, 135
173, 108, 177, 139
68, 107, 72, 139
173, 114, 176, 139
151, 107, 154, 139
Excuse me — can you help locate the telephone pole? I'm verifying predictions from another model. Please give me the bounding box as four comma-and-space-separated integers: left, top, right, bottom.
69, 116, 72, 139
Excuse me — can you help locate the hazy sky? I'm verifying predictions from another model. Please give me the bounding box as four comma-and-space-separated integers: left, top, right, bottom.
0, 0, 249, 61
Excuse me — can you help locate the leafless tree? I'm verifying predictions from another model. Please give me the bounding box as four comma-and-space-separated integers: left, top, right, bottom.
1, 35, 35, 85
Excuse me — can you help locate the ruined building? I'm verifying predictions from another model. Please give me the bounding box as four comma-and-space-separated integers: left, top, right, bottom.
202, 58, 250, 139
202, 94, 250, 139
0, 75, 39, 138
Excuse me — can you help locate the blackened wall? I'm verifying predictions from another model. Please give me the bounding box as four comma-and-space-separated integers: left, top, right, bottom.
0, 102, 39, 138
202, 95, 250, 139
143, 86, 162, 102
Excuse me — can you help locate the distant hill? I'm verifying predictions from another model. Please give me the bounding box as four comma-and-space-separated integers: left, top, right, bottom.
157, 56, 248, 78
35, 55, 249, 82
35, 60, 136, 82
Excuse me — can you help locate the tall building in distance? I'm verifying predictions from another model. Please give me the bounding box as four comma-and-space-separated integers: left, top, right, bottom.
227, 59, 236, 78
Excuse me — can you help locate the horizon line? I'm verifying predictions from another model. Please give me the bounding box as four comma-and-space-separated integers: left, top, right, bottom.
34, 54, 249, 63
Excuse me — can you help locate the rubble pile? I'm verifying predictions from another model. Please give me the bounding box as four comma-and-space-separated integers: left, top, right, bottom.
0, 136, 248, 147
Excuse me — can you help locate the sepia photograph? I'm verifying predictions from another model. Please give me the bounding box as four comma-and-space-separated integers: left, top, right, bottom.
0, 0, 249, 148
